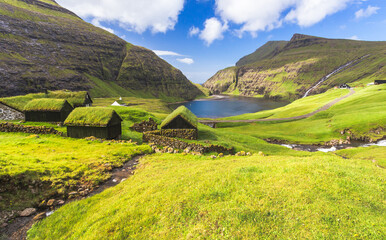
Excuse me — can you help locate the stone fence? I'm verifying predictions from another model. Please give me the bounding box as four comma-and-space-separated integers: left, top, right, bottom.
143, 130, 233, 154
130, 118, 158, 133
0, 122, 63, 135
160, 129, 198, 140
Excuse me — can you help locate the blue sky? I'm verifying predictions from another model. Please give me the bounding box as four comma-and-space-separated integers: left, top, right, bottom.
56, 0, 385, 84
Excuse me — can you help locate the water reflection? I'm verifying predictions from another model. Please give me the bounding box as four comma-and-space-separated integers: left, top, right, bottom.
171, 95, 289, 118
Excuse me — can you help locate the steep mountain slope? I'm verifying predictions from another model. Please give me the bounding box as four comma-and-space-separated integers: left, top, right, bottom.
236, 41, 288, 66
0, 0, 202, 100
204, 34, 386, 100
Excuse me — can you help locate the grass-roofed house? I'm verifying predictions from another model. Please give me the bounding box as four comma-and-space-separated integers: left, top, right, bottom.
48, 90, 93, 107
0, 90, 92, 112
64, 108, 122, 139
160, 106, 198, 140
24, 99, 73, 122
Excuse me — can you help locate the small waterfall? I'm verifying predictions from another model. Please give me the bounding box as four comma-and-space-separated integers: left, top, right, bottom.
302, 55, 370, 98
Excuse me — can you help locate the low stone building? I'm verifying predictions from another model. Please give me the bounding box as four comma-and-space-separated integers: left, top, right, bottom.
339, 83, 351, 89
160, 106, 198, 140
0, 101, 25, 121
374, 80, 386, 85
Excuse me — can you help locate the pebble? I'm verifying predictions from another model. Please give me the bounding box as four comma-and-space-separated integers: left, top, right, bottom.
46, 211, 54, 217
19, 208, 37, 217
47, 199, 56, 206
33, 212, 46, 221
112, 179, 117, 183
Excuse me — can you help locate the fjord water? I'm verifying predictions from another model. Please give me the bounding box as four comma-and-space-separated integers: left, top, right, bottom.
173, 95, 289, 118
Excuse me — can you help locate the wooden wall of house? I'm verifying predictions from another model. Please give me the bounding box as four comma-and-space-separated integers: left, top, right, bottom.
67, 123, 121, 140
25, 111, 63, 122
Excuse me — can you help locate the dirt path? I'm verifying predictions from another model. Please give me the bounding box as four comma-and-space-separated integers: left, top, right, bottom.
0, 155, 143, 240
199, 89, 355, 124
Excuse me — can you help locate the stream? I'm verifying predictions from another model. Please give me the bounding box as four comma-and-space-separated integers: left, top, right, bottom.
303, 54, 370, 98
281, 139, 386, 152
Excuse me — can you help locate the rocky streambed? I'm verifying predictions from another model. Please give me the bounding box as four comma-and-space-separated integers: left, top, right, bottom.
279, 139, 386, 152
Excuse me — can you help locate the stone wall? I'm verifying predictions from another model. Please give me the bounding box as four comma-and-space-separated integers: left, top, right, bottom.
0, 103, 25, 121
0, 122, 63, 135
160, 129, 198, 140
143, 130, 233, 154
130, 118, 158, 133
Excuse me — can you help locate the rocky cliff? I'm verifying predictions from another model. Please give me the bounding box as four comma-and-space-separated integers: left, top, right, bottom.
0, 0, 202, 100
204, 34, 386, 100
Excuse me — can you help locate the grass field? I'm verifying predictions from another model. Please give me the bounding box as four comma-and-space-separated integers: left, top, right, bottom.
28, 153, 385, 239
216, 85, 385, 144
0, 133, 151, 210
0, 84, 384, 239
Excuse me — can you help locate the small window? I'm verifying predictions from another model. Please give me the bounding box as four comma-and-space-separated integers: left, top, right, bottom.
0, 109, 3, 114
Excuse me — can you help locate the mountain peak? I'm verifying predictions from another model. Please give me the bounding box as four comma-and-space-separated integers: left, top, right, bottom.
290, 33, 317, 41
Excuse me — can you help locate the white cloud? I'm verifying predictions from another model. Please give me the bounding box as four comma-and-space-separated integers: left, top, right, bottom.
153, 50, 194, 64
349, 35, 359, 40
214, 0, 358, 37
199, 17, 228, 46
355, 5, 380, 19
177, 58, 194, 64
284, 0, 350, 27
56, 0, 185, 33
91, 19, 114, 34
153, 50, 182, 56
189, 26, 200, 36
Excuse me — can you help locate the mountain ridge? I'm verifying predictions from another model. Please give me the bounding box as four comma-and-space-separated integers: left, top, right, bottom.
204, 34, 386, 100
0, 0, 202, 101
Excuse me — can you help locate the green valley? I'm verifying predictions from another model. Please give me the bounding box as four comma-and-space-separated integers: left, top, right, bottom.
0, 1, 385, 239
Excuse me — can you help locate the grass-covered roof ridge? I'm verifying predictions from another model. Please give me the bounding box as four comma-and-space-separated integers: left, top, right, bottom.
24, 98, 68, 111
161, 106, 198, 129
64, 107, 122, 127
0, 90, 90, 111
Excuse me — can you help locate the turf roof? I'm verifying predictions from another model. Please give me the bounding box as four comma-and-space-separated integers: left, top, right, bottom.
64, 107, 122, 127
161, 106, 198, 129
23, 99, 69, 111
0, 90, 91, 111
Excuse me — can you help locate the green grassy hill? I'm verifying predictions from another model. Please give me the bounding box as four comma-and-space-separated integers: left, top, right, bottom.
0, 0, 202, 101
204, 34, 386, 100
236, 40, 288, 66
28, 151, 385, 239
1, 84, 385, 239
